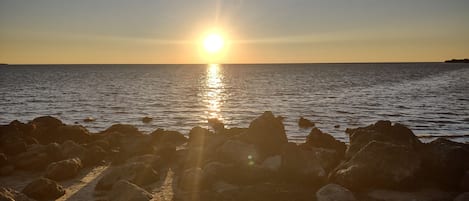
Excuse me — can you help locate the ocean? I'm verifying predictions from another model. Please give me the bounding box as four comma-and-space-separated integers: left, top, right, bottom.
1, 63, 468, 142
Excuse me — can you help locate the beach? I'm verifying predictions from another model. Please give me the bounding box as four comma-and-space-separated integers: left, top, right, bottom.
1, 112, 468, 201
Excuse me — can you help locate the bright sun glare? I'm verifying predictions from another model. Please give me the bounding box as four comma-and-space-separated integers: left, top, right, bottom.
203, 33, 224, 53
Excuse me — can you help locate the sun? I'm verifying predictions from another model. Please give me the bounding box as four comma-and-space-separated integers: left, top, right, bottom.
203, 33, 224, 53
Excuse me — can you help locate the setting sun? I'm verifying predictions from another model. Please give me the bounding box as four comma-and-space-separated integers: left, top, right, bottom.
203, 33, 224, 53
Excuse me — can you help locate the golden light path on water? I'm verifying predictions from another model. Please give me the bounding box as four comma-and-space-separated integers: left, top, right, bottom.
205, 64, 224, 121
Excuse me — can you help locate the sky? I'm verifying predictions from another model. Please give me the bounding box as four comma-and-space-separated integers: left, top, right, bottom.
0, 0, 468, 64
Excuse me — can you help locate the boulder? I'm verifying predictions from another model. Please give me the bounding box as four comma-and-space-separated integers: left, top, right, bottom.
95, 162, 159, 190
83, 145, 107, 166
330, 141, 421, 190
13, 143, 61, 171
61, 140, 86, 159
188, 126, 213, 147
22, 178, 65, 201
29, 116, 64, 144
298, 117, 315, 128
309, 147, 343, 173
280, 142, 326, 185
460, 171, 469, 191
420, 138, 469, 189
238, 111, 288, 157
2, 140, 27, 155
108, 180, 153, 201
179, 167, 205, 191
150, 129, 188, 147
126, 154, 163, 170
303, 127, 346, 158
55, 125, 91, 143
316, 183, 356, 201
216, 140, 259, 166
102, 124, 140, 136
208, 118, 225, 132
345, 121, 422, 158
0, 165, 14, 176
0, 187, 33, 201
0, 153, 7, 167
454, 192, 469, 201
45, 158, 83, 181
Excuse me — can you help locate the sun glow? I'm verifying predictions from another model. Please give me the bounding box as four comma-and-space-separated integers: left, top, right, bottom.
203, 33, 224, 53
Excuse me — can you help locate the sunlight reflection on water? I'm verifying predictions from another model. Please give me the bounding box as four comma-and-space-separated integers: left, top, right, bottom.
205, 64, 224, 121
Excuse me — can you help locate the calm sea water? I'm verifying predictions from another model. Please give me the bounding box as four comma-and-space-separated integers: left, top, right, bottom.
1, 63, 468, 142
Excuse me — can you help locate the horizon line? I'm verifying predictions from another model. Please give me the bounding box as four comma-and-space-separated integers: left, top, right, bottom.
1, 61, 451, 66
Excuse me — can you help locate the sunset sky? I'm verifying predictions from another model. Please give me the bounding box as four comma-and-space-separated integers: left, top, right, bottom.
1, 0, 468, 64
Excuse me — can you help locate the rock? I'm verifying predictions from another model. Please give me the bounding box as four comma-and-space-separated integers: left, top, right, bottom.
298, 117, 315, 128
188, 126, 213, 146
0, 187, 33, 201
109, 180, 153, 201
334, 125, 340, 128
367, 189, 456, 201
95, 162, 159, 190
420, 138, 469, 189
330, 141, 421, 191
103, 124, 140, 136
261, 155, 282, 172
217, 140, 259, 166
2, 140, 27, 155
0, 153, 7, 167
154, 145, 176, 164
61, 140, 86, 159
126, 154, 163, 170
212, 181, 239, 194
0, 165, 14, 176
29, 116, 64, 144
303, 147, 343, 173
118, 135, 154, 158
345, 121, 422, 158
280, 142, 326, 185
150, 129, 188, 147
141, 117, 152, 123
238, 111, 288, 157
316, 183, 356, 201
83, 117, 95, 122
460, 171, 469, 191
45, 158, 82, 181
179, 167, 204, 192
31, 116, 63, 129
303, 127, 346, 158
208, 118, 224, 132
454, 192, 469, 201
55, 125, 91, 143
13, 144, 61, 171
22, 178, 65, 201
83, 145, 106, 166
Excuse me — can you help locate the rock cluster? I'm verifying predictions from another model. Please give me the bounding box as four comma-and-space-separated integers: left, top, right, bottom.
1, 112, 468, 201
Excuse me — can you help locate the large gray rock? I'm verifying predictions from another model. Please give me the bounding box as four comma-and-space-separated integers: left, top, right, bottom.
54, 125, 91, 143
303, 127, 346, 158
345, 121, 422, 158
316, 183, 356, 201
95, 162, 159, 190
13, 143, 62, 171
60, 140, 86, 159
280, 142, 326, 185
330, 141, 421, 190
179, 167, 205, 192
108, 180, 153, 201
238, 111, 288, 157
45, 158, 82, 181
150, 129, 188, 147
29, 116, 64, 144
420, 138, 469, 189
22, 178, 65, 201
261, 155, 282, 172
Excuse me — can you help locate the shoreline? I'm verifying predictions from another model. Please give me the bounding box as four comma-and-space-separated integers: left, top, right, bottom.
1, 112, 468, 201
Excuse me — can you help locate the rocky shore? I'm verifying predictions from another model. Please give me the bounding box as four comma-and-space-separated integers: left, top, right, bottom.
1, 111, 468, 201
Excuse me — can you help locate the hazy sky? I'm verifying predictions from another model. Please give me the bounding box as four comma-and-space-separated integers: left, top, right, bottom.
1, 0, 468, 64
